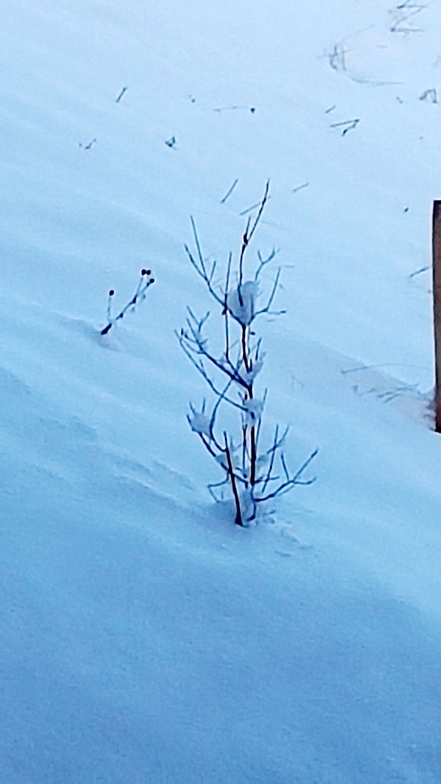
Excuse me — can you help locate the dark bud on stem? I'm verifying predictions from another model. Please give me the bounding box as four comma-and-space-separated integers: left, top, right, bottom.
109, 289, 115, 296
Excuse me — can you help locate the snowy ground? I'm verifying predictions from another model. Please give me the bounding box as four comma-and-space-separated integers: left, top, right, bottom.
2, 0, 441, 781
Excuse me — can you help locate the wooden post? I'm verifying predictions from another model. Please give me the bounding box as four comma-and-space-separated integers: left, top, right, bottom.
433, 201, 441, 431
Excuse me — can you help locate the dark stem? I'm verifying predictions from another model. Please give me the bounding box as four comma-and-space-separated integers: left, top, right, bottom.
241, 325, 250, 373
224, 433, 243, 526
250, 425, 257, 486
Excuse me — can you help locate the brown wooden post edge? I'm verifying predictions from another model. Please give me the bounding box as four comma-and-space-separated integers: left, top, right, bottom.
432, 200, 441, 431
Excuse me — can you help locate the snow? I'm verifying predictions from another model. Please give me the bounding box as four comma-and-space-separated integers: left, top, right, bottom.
227, 281, 259, 325
240, 357, 264, 385
242, 396, 265, 424
2, 0, 441, 780
188, 410, 212, 438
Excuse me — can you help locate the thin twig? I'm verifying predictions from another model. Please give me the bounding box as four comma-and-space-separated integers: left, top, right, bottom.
257, 448, 318, 502
409, 266, 429, 278
115, 87, 128, 103
292, 182, 310, 194
255, 268, 281, 316
101, 269, 155, 335
221, 179, 239, 204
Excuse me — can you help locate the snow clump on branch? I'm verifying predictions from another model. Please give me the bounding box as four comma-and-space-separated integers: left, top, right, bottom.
227, 281, 259, 325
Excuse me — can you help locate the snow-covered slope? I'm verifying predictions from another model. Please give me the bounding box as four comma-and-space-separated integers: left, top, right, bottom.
2, 0, 441, 781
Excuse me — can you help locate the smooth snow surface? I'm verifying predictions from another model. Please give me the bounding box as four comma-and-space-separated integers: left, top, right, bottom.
2, 0, 441, 781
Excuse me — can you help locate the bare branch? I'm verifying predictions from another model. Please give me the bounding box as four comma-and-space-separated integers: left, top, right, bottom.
238, 181, 270, 286
181, 310, 248, 388
224, 432, 244, 526
254, 387, 268, 451
224, 252, 233, 363
190, 216, 205, 270
180, 186, 317, 525
208, 478, 229, 502
255, 248, 279, 283
101, 269, 155, 335
263, 425, 290, 457
255, 267, 281, 317
280, 452, 290, 482
257, 448, 318, 502
176, 332, 246, 410
260, 425, 279, 494
292, 182, 309, 194
209, 378, 234, 447
238, 216, 252, 288
221, 178, 239, 204
247, 181, 270, 246
185, 229, 224, 306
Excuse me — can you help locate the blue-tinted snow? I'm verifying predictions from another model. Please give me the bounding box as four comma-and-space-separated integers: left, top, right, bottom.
1, 0, 441, 781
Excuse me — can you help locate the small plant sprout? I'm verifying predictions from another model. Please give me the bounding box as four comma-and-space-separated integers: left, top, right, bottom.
101, 268, 155, 335
178, 182, 317, 526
